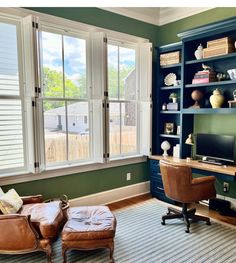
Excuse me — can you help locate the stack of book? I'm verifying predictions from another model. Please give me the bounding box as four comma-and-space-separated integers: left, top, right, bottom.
192, 70, 216, 84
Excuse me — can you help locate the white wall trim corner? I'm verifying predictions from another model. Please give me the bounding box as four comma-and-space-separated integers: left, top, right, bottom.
69, 181, 150, 207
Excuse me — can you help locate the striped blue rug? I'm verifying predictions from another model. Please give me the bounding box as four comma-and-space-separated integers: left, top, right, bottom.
0, 198, 236, 263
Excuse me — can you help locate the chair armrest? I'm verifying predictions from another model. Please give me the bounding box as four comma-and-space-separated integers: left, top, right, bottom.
0, 214, 39, 252
192, 176, 215, 185
21, 195, 43, 205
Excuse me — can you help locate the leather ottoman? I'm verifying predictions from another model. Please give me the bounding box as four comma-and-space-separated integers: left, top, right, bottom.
61, 206, 117, 263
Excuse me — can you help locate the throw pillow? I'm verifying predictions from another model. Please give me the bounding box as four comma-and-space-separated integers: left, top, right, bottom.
0, 189, 23, 214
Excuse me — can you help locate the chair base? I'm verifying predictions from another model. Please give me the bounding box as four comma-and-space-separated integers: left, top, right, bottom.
161, 204, 211, 233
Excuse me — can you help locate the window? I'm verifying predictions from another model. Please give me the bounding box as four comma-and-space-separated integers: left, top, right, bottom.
39, 28, 90, 167
0, 18, 26, 173
107, 42, 138, 158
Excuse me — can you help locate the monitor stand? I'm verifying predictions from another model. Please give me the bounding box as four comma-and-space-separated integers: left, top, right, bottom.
198, 157, 225, 166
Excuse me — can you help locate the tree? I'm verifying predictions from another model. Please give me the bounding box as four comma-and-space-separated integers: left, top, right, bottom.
43, 67, 86, 110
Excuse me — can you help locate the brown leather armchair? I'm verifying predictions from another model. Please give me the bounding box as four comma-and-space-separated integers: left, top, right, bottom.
159, 159, 216, 233
0, 194, 66, 262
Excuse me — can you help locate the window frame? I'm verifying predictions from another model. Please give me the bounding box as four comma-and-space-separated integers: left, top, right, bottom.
37, 23, 93, 169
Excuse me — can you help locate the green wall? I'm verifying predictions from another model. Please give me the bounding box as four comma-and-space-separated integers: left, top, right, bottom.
3, 7, 236, 200
1, 7, 157, 199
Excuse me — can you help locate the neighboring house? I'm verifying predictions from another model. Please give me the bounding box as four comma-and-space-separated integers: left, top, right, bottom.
44, 102, 89, 134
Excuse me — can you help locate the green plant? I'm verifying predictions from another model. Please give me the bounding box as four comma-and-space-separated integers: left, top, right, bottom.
169, 92, 178, 99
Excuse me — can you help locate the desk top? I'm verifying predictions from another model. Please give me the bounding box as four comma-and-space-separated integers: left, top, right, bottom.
149, 155, 236, 177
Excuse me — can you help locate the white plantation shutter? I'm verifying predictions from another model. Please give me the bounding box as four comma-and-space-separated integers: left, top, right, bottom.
0, 19, 26, 173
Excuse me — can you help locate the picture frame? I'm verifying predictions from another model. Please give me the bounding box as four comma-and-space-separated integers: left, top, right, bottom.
177, 125, 181, 135
164, 122, 174, 135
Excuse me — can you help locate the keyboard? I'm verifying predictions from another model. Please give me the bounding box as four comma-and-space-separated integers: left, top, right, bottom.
198, 160, 223, 166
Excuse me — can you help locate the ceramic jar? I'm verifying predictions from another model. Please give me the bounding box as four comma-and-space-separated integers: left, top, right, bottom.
210, 88, 224, 108
194, 44, 203, 60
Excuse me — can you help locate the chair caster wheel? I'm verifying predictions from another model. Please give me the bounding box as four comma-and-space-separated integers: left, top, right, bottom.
185, 229, 189, 233
161, 221, 165, 225
206, 221, 211, 225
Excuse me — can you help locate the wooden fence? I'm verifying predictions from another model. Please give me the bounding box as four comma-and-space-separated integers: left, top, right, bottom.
45, 130, 136, 163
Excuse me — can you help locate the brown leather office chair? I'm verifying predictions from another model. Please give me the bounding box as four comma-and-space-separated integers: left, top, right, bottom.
159, 159, 216, 233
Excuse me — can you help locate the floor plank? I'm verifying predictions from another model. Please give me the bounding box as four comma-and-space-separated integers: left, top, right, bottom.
107, 194, 236, 226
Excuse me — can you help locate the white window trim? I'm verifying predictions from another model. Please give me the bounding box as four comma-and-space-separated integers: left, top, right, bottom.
0, 7, 151, 182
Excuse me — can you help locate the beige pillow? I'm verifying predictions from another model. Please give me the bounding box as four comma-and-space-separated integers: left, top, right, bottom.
0, 189, 23, 214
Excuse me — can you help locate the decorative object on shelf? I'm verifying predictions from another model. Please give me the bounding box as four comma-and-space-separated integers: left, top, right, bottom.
216, 72, 227, 81
164, 122, 174, 135
162, 103, 167, 111
167, 102, 178, 111
203, 37, 234, 58
169, 92, 178, 103
209, 88, 224, 108
194, 43, 203, 59
227, 69, 236, 80
233, 90, 236, 100
228, 100, 236, 108
173, 144, 180, 158
164, 73, 177, 86
192, 64, 216, 84
185, 133, 194, 159
189, 89, 203, 108
176, 125, 181, 135
160, 51, 180, 66
174, 80, 181, 86
161, 140, 171, 157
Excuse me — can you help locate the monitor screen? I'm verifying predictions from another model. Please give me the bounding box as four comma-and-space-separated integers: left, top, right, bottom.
196, 133, 235, 163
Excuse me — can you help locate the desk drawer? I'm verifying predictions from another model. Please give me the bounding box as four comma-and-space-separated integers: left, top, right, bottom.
150, 160, 160, 173
151, 179, 175, 204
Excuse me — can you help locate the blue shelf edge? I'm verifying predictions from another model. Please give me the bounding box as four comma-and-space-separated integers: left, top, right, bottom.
182, 108, 236, 114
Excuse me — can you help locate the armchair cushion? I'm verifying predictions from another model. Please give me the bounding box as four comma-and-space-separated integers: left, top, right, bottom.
0, 189, 23, 214
20, 201, 64, 239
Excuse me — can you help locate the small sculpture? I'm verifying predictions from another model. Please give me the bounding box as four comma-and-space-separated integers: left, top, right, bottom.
189, 89, 204, 108
233, 90, 236, 100
202, 63, 212, 71
210, 88, 224, 108
194, 44, 203, 60
161, 140, 171, 157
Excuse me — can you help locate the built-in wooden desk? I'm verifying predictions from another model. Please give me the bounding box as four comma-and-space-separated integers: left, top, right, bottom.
149, 155, 236, 181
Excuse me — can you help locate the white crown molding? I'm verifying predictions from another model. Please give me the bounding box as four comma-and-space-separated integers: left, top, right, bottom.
158, 7, 214, 26
101, 7, 214, 26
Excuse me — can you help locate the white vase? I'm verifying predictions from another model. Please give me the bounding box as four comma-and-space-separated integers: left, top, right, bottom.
209, 88, 224, 108
194, 44, 203, 60
172, 97, 177, 103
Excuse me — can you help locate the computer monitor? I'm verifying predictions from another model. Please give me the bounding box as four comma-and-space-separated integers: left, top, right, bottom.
196, 133, 235, 164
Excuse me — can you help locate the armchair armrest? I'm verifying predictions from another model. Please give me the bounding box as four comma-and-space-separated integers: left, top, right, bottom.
21, 195, 43, 205
192, 176, 215, 185
0, 214, 39, 252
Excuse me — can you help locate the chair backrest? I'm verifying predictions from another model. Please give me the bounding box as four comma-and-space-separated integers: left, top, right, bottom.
159, 159, 193, 202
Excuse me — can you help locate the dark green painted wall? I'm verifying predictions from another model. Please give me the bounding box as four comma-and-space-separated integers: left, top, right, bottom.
3, 7, 236, 200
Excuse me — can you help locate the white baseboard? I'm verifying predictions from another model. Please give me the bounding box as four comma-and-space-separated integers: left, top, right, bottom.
217, 194, 236, 210
69, 181, 150, 207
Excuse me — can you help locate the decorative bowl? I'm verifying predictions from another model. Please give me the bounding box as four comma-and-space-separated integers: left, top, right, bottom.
164, 73, 177, 86
227, 69, 236, 80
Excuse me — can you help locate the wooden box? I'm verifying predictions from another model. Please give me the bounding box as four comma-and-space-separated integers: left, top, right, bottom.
207, 37, 234, 48
203, 45, 235, 58
160, 51, 180, 66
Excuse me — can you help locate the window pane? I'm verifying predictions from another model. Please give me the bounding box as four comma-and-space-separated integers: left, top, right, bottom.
0, 22, 19, 96
121, 102, 137, 154
0, 99, 24, 169
119, 47, 136, 100
44, 101, 66, 164
41, 31, 63, 98
109, 102, 121, 156
64, 36, 87, 99
67, 101, 89, 161
108, 45, 118, 99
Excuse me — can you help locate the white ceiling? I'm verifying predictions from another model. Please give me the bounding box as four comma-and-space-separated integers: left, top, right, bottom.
101, 7, 214, 26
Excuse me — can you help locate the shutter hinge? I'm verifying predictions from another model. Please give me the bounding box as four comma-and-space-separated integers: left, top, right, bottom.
103, 153, 106, 158
102, 102, 105, 108
103, 153, 110, 158
32, 101, 36, 107
32, 22, 39, 29
150, 103, 153, 109
150, 147, 152, 153
107, 103, 109, 108
35, 87, 41, 94
150, 47, 153, 52
34, 162, 39, 168
103, 37, 107, 43
104, 91, 108, 97
107, 153, 110, 158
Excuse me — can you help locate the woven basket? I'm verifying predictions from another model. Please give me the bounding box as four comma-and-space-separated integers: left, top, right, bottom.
207, 37, 234, 48
160, 51, 180, 66
203, 45, 235, 58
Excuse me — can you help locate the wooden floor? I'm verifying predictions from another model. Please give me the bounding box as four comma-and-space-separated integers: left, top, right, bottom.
107, 194, 236, 226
